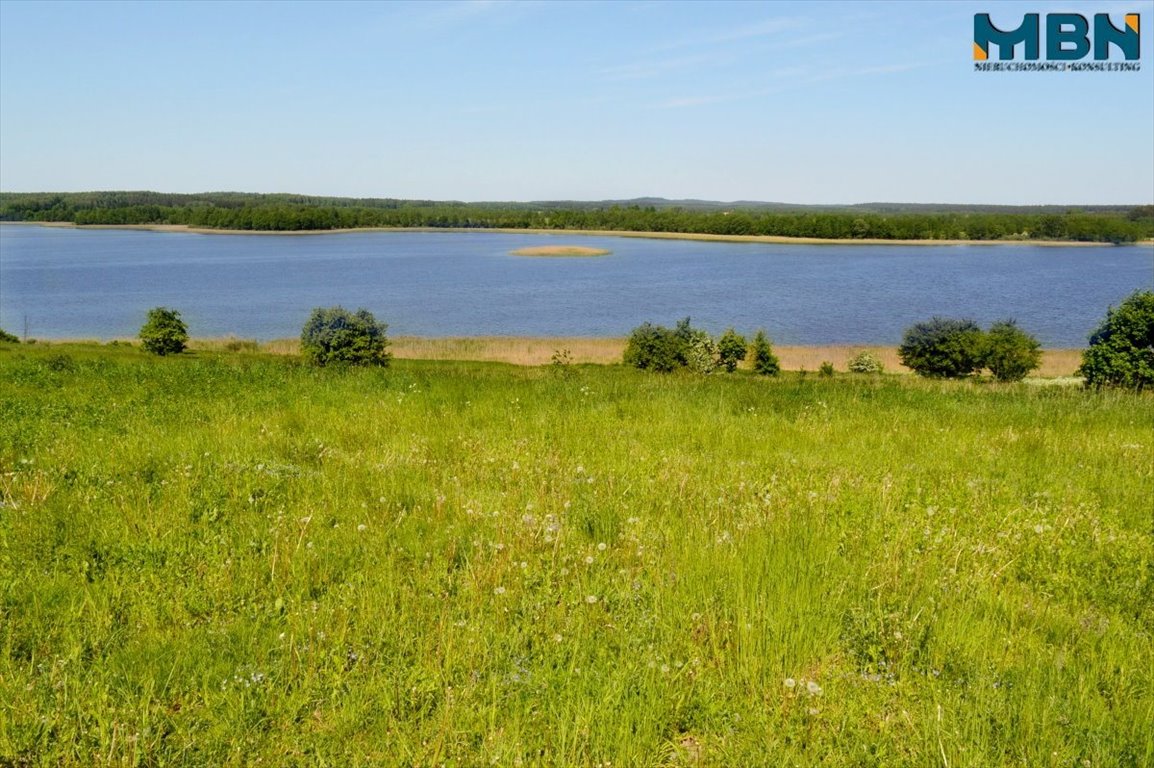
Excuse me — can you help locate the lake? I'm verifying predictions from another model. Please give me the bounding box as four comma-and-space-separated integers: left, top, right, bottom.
1, 224, 1150, 345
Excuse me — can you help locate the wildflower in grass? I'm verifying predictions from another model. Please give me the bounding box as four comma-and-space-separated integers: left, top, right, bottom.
357, 523, 367, 532
807, 680, 823, 696
784, 678, 796, 689
494, 586, 506, 595
585, 555, 594, 565
597, 542, 607, 551
585, 595, 598, 604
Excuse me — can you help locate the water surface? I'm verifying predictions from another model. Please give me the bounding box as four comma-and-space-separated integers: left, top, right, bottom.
1, 225, 1150, 345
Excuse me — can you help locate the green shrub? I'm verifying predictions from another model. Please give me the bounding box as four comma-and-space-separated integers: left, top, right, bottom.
1078, 290, 1154, 390
717, 328, 748, 372
684, 328, 718, 374
847, 350, 884, 374
139, 307, 189, 356
623, 317, 711, 373
623, 322, 684, 372
985, 320, 1042, 382
750, 330, 780, 376
819, 361, 835, 377
300, 306, 391, 367
0, 327, 19, 344
898, 317, 986, 378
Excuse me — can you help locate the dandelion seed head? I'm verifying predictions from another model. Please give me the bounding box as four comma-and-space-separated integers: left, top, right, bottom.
784, 678, 796, 688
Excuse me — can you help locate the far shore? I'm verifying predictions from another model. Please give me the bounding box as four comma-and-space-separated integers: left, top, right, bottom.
5, 220, 1147, 247
9, 336, 1086, 378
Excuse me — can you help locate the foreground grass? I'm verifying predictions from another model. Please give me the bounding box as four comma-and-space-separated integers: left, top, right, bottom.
0, 344, 1150, 766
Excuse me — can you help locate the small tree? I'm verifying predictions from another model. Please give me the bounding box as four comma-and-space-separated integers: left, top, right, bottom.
139, 307, 188, 356
750, 330, 780, 376
847, 350, 884, 374
984, 320, 1041, 382
0, 327, 19, 344
717, 328, 748, 372
684, 328, 718, 374
300, 306, 390, 367
898, 317, 986, 378
1078, 290, 1154, 390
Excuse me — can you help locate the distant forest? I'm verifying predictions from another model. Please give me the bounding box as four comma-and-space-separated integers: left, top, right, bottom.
2, 191, 1152, 242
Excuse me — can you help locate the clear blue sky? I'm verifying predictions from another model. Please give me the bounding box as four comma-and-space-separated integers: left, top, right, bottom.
1, 0, 1151, 204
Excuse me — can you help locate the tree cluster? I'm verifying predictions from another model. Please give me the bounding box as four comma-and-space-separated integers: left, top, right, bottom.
898, 318, 1041, 381
623, 320, 778, 375
3, 192, 1150, 242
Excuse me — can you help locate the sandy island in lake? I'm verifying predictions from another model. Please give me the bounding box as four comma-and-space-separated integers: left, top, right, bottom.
510, 245, 611, 257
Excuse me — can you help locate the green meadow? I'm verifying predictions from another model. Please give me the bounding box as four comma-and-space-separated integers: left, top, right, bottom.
1, 343, 1151, 766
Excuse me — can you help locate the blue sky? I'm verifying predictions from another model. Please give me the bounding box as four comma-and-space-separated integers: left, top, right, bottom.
1, 0, 1151, 204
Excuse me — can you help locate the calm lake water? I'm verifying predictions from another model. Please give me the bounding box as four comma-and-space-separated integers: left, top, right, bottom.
1, 224, 1151, 345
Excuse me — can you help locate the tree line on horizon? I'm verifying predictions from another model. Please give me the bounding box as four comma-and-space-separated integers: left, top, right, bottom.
2, 192, 1152, 243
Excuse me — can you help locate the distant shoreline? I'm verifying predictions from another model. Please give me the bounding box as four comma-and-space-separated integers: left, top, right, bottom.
5, 220, 1145, 247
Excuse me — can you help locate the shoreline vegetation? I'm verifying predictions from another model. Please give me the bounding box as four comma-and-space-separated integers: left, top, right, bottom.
15, 336, 1087, 378
7, 220, 1151, 247
2, 191, 1152, 244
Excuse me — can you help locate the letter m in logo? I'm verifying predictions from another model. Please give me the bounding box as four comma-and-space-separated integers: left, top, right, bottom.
974, 14, 1040, 60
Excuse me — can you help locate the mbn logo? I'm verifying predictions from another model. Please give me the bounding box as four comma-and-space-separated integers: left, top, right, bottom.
974, 13, 1140, 60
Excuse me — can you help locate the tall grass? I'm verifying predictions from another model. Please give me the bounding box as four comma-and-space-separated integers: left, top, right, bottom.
0, 343, 1150, 765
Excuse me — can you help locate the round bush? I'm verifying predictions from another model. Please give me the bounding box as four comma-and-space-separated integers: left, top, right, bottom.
301, 306, 391, 367
139, 307, 188, 356
1078, 290, 1154, 390
847, 350, 884, 374
898, 317, 985, 378
623, 322, 683, 372
985, 320, 1041, 382
717, 328, 748, 373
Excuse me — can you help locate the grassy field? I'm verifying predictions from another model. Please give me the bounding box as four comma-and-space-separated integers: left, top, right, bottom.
1, 342, 1151, 766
